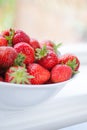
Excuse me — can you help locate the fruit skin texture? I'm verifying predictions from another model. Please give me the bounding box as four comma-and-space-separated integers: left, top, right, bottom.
38, 51, 59, 70
5, 66, 33, 84
51, 64, 72, 83
59, 54, 80, 71
14, 42, 35, 65
0, 46, 18, 68
0, 35, 8, 46
29, 38, 40, 50
27, 63, 50, 84
13, 30, 30, 45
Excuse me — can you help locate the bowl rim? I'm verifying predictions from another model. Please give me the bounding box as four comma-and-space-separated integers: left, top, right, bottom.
0, 77, 73, 89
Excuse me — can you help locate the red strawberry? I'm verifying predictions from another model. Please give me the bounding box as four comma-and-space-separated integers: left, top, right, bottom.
14, 42, 35, 65
27, 63, 50, 84
0, 35, 8, 46
35, 46, 59, 70
51, 64, 72, 83
38, 51, 59, 70
5, 66, 33, 84
29, 38, 40, 50
40, 40, 54, 50
2, 28, 15, 46
40, 40, 62, 54
13, 30, 30, 45
59, 54, 80, 71
0, 76, 3, 81
0, 46, 18, 68
1, 29, 10, 36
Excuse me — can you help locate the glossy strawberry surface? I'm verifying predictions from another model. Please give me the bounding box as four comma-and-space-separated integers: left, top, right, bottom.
0, 35, 8, 46
13, 30, 30, 45
0, 28, 80, 85
0, 46, 18, 68
14, 42, 35, 65
29, 38, 40, 50
51, 64, 72, 83
38, 51, 59, 70
59, 54, 80, 71
27, 63, 50, 84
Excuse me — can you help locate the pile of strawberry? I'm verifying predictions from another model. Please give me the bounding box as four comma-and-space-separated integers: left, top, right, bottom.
0, 29, 80, 85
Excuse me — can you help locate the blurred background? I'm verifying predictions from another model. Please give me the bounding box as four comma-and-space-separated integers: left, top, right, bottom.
0, 0, 87, 43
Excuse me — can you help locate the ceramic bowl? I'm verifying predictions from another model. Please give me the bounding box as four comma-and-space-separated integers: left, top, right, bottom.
0, 79, 73, 109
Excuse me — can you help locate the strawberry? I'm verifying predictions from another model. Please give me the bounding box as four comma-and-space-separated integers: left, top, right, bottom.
1, 29, 10, 36
35, 45, 59, 70
35, 45, 48, 60
13, 30, 30, 45
0, 76, 3, 81
27, 63, 50, 84
29, 38, 40, 50
51, 64, 72, 83
5, 66, 33, 84
38, 51, 59, 70
44, 78, 53, 84
59, 54, 80, 71
2, 28, 15, 46
40, 40, 62, 54
0, 35, 8, 46
0, 46, 18, 68
40, 40, 54, 48
14, 42, 35, 65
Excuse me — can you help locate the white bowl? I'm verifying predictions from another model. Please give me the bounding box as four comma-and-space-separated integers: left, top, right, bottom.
0, 79, 72, 109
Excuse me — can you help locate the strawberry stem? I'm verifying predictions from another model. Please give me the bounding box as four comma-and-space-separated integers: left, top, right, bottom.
35, 45, 48, 60
66, 58, 78, 71
53, 42, 62, 54
14, 53, 25, 66
5, 28, 15, 46
10, 67, 34, 84
72, 70, 79, 74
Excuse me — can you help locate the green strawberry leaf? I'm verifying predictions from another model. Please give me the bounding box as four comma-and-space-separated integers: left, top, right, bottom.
53, 42, 62, 54
10, 67, 34, 84
72, 70, 80, 74
35, 45, 48, 60
5, 28, 15, 46
66, 58, 78, 70
14, 53, 25, 66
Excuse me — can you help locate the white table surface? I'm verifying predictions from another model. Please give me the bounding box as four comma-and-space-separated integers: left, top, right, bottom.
61, 122, 87, 130
0, 65, 87, 130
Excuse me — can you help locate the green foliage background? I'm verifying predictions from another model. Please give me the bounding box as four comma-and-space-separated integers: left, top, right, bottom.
0, 0, 16, 31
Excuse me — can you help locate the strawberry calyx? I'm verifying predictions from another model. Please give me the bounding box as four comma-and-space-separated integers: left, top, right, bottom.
72, 70, 79, 74
10, 66, 34, 84
66, 58, 78, 72
14, 53, 26, 66
53, 42, 62, 54
35, 45, 48, 60
5, 28, 15, 46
